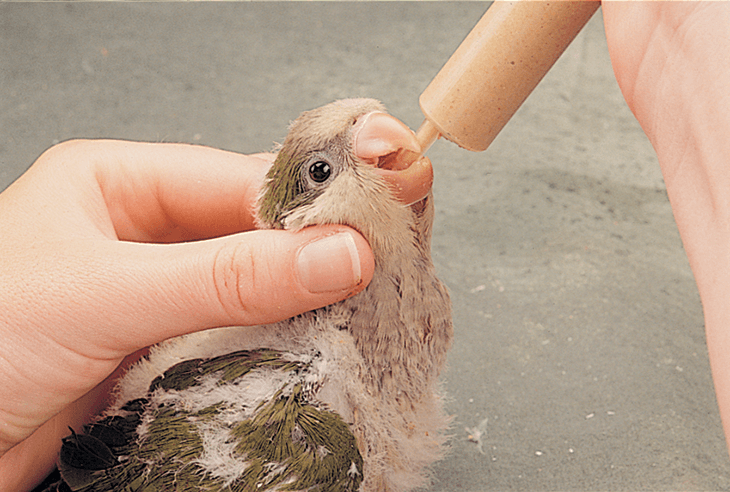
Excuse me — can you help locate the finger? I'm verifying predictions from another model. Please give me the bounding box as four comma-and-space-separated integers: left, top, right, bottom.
602, 2, 661, 115
38, 225, 374, 359
36, 140, 276, 243
96, 141, 275, 242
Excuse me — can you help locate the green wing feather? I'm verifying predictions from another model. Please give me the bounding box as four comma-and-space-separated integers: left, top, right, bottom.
47, 349, 362, 492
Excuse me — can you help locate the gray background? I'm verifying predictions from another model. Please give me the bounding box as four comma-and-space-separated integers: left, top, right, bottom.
2, 3, 729, 490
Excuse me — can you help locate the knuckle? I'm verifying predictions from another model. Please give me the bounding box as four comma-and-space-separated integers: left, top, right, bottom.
210, 242, 271, 322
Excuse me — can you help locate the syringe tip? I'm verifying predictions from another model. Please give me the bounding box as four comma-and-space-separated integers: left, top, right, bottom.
414, 119, 441, 157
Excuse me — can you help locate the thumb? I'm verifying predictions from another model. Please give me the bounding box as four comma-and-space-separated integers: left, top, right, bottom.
56, 226, 374, 357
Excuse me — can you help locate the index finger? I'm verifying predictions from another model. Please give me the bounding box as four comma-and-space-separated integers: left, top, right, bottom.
74, 140, 274, 242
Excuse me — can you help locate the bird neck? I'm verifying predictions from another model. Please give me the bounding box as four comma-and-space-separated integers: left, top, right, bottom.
342, 196, 453, 408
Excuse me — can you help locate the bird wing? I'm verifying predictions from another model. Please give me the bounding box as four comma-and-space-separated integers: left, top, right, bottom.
55, 350, 363, 492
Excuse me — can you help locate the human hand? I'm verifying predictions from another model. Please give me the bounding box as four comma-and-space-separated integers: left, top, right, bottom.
603, 1, 730, 449
0, 140, 375, 490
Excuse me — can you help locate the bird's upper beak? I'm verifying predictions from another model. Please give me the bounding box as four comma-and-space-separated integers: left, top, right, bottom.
352, 111, 434, 205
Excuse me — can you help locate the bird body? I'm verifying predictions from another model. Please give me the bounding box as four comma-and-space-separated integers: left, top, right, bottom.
49, 99, 453, 492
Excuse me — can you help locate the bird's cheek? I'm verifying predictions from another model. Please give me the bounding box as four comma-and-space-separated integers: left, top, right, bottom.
372, 156, 434, 206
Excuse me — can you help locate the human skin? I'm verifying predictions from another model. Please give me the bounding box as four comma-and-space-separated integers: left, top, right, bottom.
603, 1, 730, 452
0, 140, 375, 490
5, 2, 730, 489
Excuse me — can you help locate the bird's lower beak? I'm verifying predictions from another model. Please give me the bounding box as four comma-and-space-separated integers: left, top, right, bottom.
352, 111, 434, 205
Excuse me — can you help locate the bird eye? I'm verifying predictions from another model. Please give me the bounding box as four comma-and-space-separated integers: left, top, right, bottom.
309, 161, 332, 183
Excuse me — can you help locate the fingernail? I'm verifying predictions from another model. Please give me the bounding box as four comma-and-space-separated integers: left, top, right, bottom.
297, 232, 362, 293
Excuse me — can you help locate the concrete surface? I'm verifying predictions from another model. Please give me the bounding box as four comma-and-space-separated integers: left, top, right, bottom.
2, 3, 729, 490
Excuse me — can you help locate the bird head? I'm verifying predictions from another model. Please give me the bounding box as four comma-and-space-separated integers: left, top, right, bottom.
257, 98, 433, 256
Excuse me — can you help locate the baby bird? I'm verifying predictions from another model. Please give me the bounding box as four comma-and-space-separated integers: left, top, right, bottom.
48, 99, 453, 492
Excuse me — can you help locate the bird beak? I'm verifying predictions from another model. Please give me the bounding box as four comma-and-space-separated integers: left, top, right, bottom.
352, 111, 434, 206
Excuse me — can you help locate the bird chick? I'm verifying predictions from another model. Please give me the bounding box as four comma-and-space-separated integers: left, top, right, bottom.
47, 98, 453, 492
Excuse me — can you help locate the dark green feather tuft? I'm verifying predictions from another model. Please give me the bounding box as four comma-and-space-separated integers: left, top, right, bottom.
149, 357, 205, 392
60, 429, 117, 471
148, 349, 304, 392
52, 348, 361, 491
230, 383, 363, 492
258, 150, 309, 229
